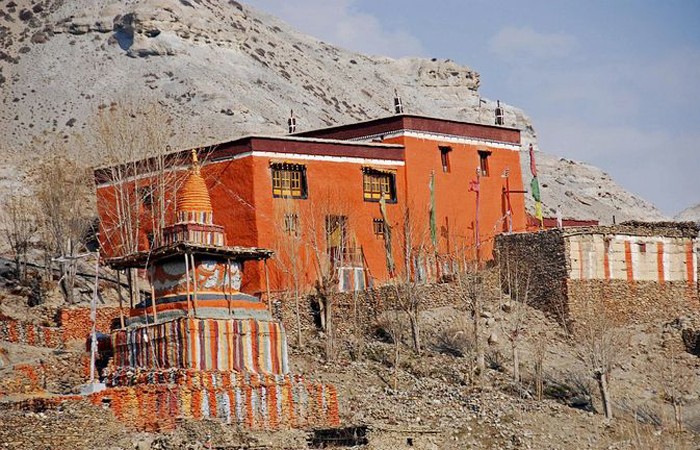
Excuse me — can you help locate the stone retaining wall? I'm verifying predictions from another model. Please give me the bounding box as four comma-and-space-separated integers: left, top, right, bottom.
494, 230, 569, 321
0, 314, 62, 348
0, 307, 123, 349
494, 222, 700, 324
93, 368, 339, 432
567, 280, 699, 324
275, 271, 503, 342
58, 307, 123, 343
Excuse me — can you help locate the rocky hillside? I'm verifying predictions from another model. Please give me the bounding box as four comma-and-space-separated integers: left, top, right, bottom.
527, 152, 667, 224
676, 203, 700, 223
0, 0, 666, 222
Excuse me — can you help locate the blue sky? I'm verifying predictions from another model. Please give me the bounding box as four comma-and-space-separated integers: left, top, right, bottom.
246, 0, 700, 216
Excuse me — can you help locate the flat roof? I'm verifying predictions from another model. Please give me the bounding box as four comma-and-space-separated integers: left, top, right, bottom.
94, 134, 405, 185
294, 113, 521, 145
105, 242, 274, 269
94, 114, 518, 184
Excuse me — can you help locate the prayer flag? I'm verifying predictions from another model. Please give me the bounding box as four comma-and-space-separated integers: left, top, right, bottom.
379, 197, 395, 275
429, 172, 437, 248
528, 144, 543, 227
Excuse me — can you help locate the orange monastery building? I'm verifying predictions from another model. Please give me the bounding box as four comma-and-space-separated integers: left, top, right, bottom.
95, 114, 528, 295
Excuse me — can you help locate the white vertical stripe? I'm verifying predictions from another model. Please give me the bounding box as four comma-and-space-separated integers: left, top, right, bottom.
630, 239, 639, 281
662, 239, 670, 282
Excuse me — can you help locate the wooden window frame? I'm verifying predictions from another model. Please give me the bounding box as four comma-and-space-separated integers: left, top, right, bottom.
439, 145, 452, 173
283, 213, 299, 236
372, 218, 386, 237
362, 168, 397, 203
270, 163, 307, 199
478, 150, 491, 177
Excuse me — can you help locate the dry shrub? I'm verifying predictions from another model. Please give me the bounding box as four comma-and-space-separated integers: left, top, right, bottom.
433, 324, 474, 358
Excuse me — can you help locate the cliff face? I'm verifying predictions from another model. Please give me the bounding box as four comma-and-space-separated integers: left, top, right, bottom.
0, 0, 498, 152
0, 0, 666, 222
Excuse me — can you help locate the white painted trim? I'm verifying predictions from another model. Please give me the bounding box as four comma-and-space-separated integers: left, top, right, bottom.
349, 129, 522, 150
630, 238, 639, 281
96, 150, 404, 187
95, 164, 190, 187
662, 238, 670, 282
252, 151, 405, 166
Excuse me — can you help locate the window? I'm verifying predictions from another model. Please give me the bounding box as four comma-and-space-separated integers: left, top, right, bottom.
326, 215, 348, 265
362, 168, 397, 202
372, 218, 385, 237
271, 163, 307, 198
637, 242, 647, 253
478, 150, 491, 177
283, 213, 299, 235
139, 186, 154, 206
495, 100, 504, 125
439, 146, 451, 173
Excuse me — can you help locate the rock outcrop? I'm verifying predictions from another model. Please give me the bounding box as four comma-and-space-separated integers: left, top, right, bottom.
676, 203, 700, 224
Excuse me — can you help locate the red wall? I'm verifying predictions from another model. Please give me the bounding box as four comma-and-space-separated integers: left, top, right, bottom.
95, 121, 527, 295
386, 135, 527, 262
250, 156, 406, 291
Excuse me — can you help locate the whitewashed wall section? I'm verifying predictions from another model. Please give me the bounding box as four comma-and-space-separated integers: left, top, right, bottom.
567, 234, 697, 282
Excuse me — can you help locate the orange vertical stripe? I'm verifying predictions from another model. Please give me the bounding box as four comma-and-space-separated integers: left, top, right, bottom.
189, 319, 197, 370
624, 241, 634, 282
603, 239, 611, 280
210, 320, 218, 371
657, 242, 665, 284
208, 389, 217, 418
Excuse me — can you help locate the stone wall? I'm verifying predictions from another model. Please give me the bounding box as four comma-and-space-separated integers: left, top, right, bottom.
275, 280, 493, 342
94, 368, 339, 432
57, 306, 123, 343
567, 280, 699, 325
0, 353, 90, 396
273, 267, 501, 344
0, 307, 123, 349
494, 222, 700, 325
0, 314, 62, 348
494, 230, 569, 321
0, 363, 45, 396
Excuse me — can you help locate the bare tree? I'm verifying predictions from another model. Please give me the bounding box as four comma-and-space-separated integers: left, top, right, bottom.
377, 308, 407, 391
305, 188, 353, 360
92, 103, 181, 255
499, 249, 532, 388
387, 206, 430, 354
33, 154, 93, 303
533, 332, 547, 401
272, 198, 305, 346
571, 301, 626, 420
454, 265, 486, 381
1, 193, 39, 281
658, 338, 695, 432
90, 103, 187, 305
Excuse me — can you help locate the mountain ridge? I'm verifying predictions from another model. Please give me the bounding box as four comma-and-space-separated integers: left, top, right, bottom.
0, 0, 667, 223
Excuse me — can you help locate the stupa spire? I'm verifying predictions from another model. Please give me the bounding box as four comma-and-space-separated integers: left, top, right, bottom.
176, 149, 213, 223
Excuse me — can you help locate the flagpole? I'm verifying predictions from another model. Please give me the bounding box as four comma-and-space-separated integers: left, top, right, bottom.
469, 169, 481, 268
474, 168, 481, 265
